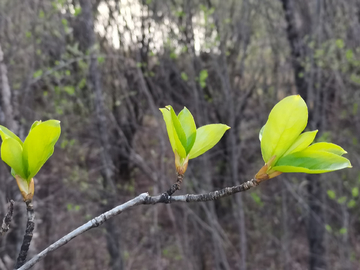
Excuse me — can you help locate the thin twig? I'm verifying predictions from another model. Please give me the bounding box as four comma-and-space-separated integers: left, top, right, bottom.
160, 173, 184, 202
1, 200, 14, 236
15, 201, 35, 269
17, 178, 259, 270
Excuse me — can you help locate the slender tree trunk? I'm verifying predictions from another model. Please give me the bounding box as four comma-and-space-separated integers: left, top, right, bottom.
307, 175, 326, 270
280, 1, 326, 269
0, 43, 17, 131
0, 42, 26, 269
78, 1, 123, 269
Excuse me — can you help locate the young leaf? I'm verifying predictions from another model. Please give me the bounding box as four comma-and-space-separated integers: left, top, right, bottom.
160, 107, 186, 158
177, 107, 196, 154
273, 150, 351, 174
306, 142, 347, 156
168, 106, 187, 148
0, 125, 23, 146
23, 120, 61, 180
352, 187, 359, 198
1, 138, 26, 179
30, 120, 42, 131
283, 130, 318, 156
261, 95, 307, 164
189, 124, 230, 159
327, 190, 336, 199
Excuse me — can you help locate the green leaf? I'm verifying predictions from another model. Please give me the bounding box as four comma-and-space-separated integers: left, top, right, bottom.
337, 196, 347, 204
189, 124, 230, 159
181, 72, 188, 81
33, 70, 43, 79
335, 39, 344, 49
30, 121, 42, 131
261, 95, 308, 164
0, 125, 23, 146
168, 106, 187, 149
346, 49, 353, 61
177, 107, 196, 154
39, 10, 45, 19
97, 56, 105, 64
74, 7, 82, 16
64, 86, 75, 95
283, 130, 318, 156
352, 187, 359, 198
1, 138, 26, 179
325, 224, 332, 233
327, 190, 336, 199
273, 149, 352, 174
199, 69, 208, 89
339, 227, 347, 235
23, 120, 61, 180
306, 142, 347, 155
61, 18, 68, 26
160, 107, 186, 158
350, 73, 360, 85
78, 78, 86, 89
250, 192, 263, 206
347, 199, 356, 208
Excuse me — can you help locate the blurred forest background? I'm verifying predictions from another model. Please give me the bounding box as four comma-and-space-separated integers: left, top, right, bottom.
0, 0, 360, 269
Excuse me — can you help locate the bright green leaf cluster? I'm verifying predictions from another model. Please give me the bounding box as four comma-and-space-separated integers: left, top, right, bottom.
160, 106, 230, 174
0, 120, 61, 199
256, 95, 351, 181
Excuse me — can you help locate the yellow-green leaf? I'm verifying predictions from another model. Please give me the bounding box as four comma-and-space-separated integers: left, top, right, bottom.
160, 107, 186, 158
273, 149, 352, 174
189, 124, 230, 159
0, 125, 23, 146
30, 120, 42, 131
23, 120, 61, 180
1, 138, 26, 179
283, 130, 318, 156
306, 142, 347, 156
261, 95, 307, 164
168, 106, 187, 149
178, 107, 196, 154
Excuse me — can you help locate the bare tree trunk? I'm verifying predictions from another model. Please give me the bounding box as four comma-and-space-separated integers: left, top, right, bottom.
0, 42, 26, 269
307, 175, 326, 270
78, 1, 123, 269
0, 43, 17, 131
280, 1, 326, 269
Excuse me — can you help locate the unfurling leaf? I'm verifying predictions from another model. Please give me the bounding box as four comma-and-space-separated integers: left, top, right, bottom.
255, 95, 351, 182
23, 120, 61, 180
188, 124, 230, 159
0, 120, 61, 200
160, 106, 230, 174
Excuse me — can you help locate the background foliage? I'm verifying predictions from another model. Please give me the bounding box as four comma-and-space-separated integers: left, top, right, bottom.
0, 0, 359, 269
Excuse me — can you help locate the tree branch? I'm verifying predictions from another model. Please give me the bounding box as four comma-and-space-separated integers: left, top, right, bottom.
17, 178, 259, 270
1, 200, 14, 236
15, 201, 35, 269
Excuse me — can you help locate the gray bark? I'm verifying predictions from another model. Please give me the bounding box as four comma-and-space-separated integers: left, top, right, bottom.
78, 1, 122, 269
